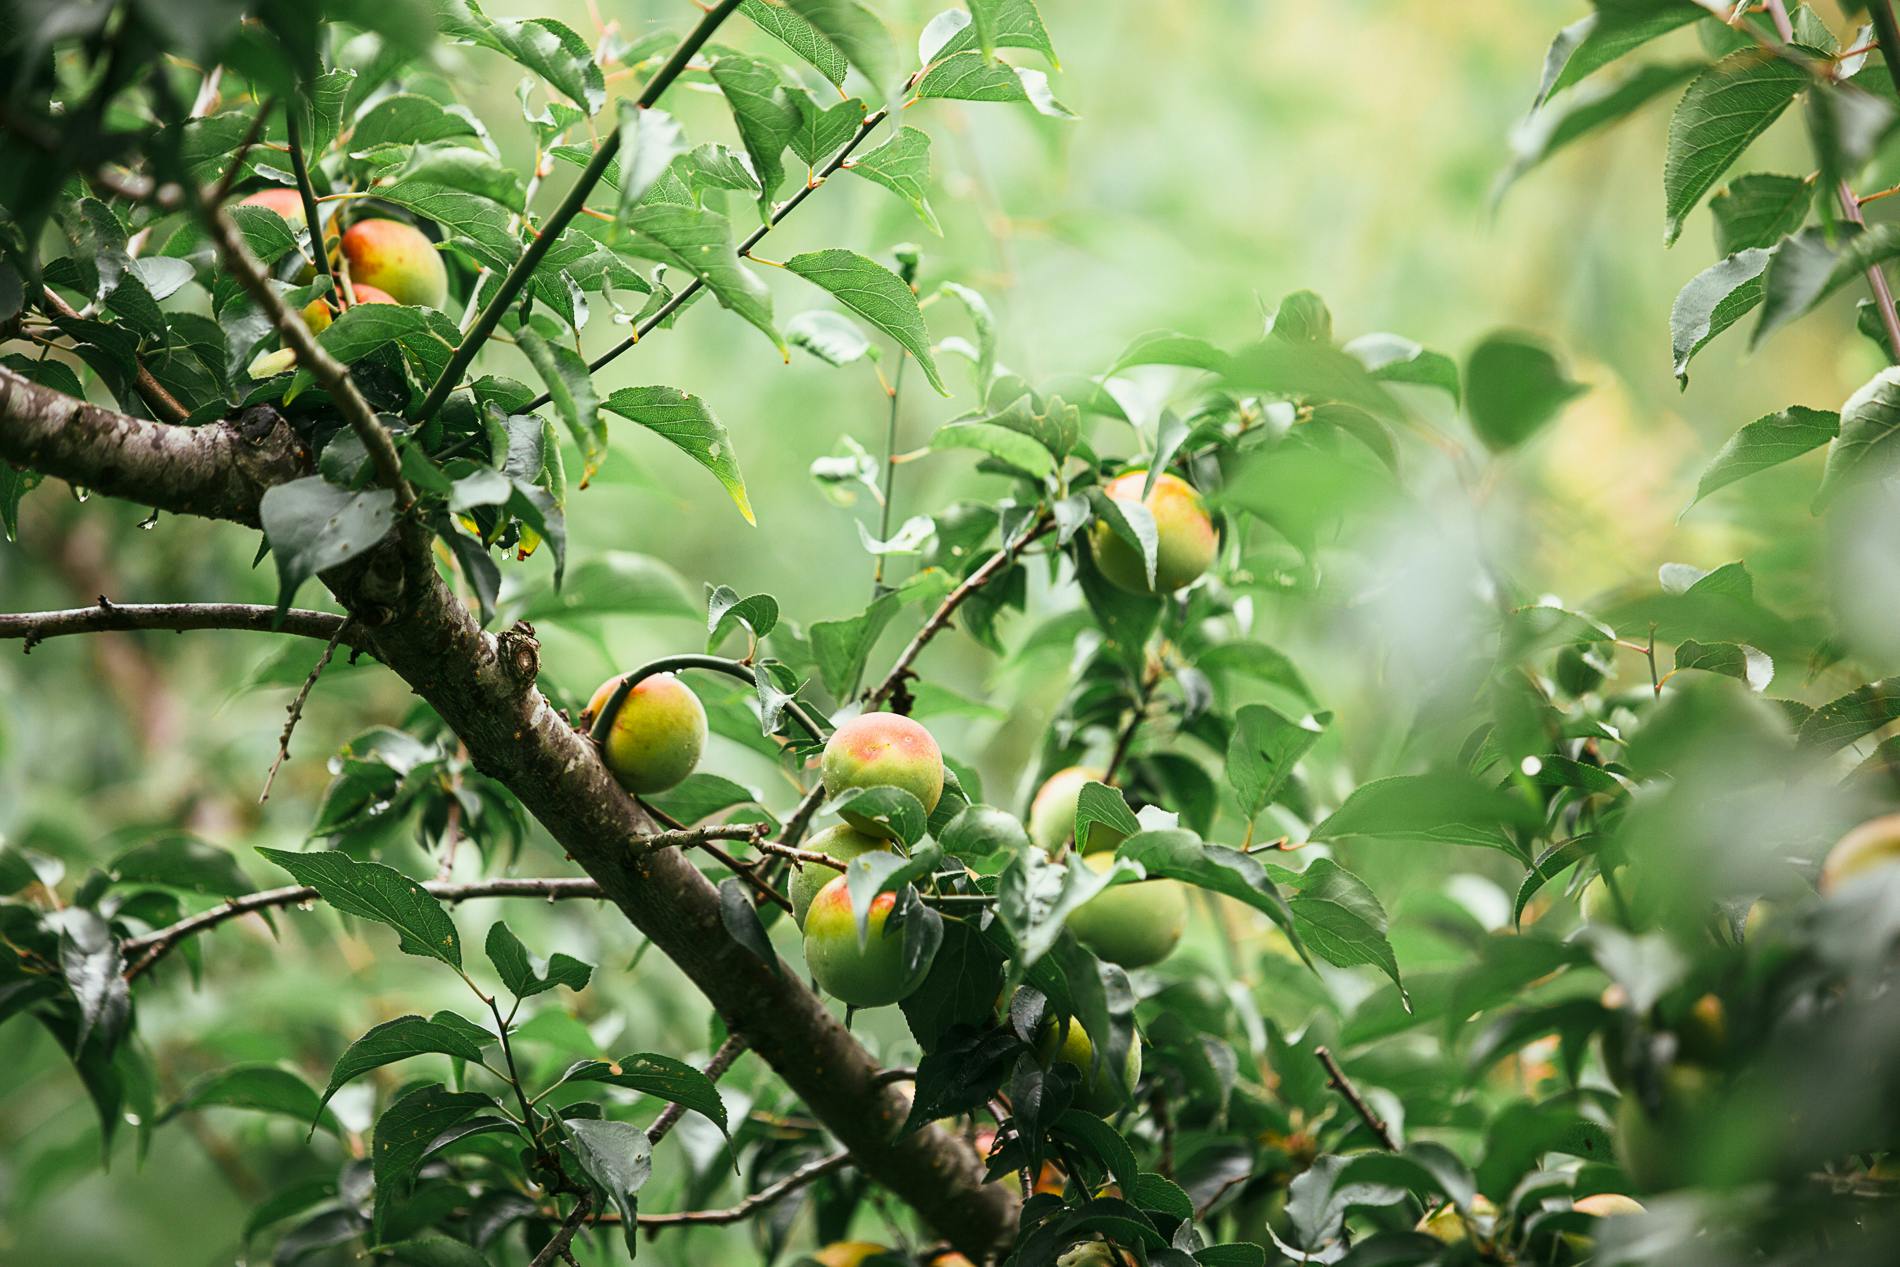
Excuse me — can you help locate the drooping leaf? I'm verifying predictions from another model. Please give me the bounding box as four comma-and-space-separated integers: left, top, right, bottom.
1685, 405, 1837, 510
258, 478, 398, 614
167, 1064, 341, 1136
317, 1014, 489, 1114
563, 1117, 652, 1252
557, 1052, 730, 1134
913, 51, 1075, 119
785, 249, 946, 394
1670, 247, 1770, 383
847, 126, 940, 233
1227, 704, 1329, 819
740, 0, 850, 84
601, 386, 755, 524
624, 200, 782, 352
1308, 774, 1538, 857
1533, 0, 1706, 108
1464, 331, 1587, 451
1817, 366, 1900, 509
1663, 49, 1806, 246
485, 921, 592, 999
1711, 172, 1813, 254
258, 848, 462, 968
371, 1085, 495, 1234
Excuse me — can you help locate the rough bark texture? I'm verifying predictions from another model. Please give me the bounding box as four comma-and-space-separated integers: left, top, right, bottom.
0, 365, 304, 526
0, 386, 1020, 1257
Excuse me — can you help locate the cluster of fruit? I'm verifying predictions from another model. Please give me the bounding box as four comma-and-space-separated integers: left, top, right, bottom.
237, 188, 449, 377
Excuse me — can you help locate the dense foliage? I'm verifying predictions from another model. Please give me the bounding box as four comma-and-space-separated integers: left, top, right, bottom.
4, 1, 1900, 1265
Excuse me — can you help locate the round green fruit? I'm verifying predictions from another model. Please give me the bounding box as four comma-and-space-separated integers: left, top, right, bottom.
1089, 470, 1217, 595
1064, 853, 1187, 968
1028, 766, 1126, 855
586, 673, 707, 794
1415, 1194, 1497, 1244
1038, 1016, 1141, 1115
820, 712, 944, 834
789, 824, 894, 929
803, 876, 930, 1008
1821, 813, 1900, 893
340, 217, 449, 308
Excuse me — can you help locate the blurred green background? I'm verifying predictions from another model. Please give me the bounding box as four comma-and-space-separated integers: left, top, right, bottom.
0, 1, 1884, 1262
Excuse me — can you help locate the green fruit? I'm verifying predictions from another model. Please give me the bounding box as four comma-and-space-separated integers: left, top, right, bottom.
340, 217, 449, 308
1088, 470, 1217, 595
1415, 1194, 1497, 1244
1038, 1016, 1141, 1114
1064, 853, 1187, 968
1615, 1066, 1716, 1192
803, 876, 931, 1007
820, 712, 944, 835
789, 824, 894, 929
586, 673, 707, 794
1028, 766, 1126, 855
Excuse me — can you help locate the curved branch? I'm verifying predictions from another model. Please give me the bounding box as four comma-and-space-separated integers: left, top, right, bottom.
646, 1034, 747, 1147
869, 513, 1054, 709
0, 601, 352, 650
122, 876, 611, 980
0, 365, 303, 526
620, 1151, 851, 1228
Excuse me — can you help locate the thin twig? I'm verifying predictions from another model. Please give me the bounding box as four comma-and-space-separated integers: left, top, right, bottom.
0, 601, 352, 650
868, 514, 1055, 709
647, 1034, 748, 1146
774, 783, 830, 853
121, 877, 610, 980
872, 351, 910, 595
632, 823, 771, 856
615, 1150, 851, 1228
283, 97, 338, 299
1313, 1046, 1399, 1152
37, 289, 190, 423
1103, 656, 1162, 784
531, 1192, 593, 1267
754, 839, 849, 871
259, 618, 349, 803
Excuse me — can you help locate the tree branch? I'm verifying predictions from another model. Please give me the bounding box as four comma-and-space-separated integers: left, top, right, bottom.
1313, 1045, 1399, 1152
0, 601, 352, 651
37, 288, 190, 423
647, 1034, 747, 1147
868, 513, 1054, 709
531, 1192, 593, 1267
0, 365, 303, 526
258, 617, 350, 803
121, 876, 610, 981
622, 1150, 851, 1228
417, 0, 745, 423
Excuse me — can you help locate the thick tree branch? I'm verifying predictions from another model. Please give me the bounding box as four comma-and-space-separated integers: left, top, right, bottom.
121, 876, 611, 980
0, 366, 303, 526
0, 601, 351, 650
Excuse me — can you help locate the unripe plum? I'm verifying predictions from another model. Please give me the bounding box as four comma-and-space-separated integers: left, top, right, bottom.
790, 824, 894, 929
802, 876, 930, 1008
1063, 853, 1187, 968
1089, 470, 1217, 595
1028, 766, 1126, 855
300, 284, 397, 335
1820, 813, 1900, 892
586, 673, 707, 794
340, 217, 449, 309
1037, 1016, 1141, 1114
820, 712, 944, 835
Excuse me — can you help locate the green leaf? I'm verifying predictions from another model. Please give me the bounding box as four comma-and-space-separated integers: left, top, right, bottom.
1796, 676, 1900, 753
1685, 405, 1837, 510
292, 302, 465, 397
786, 0, 897, 88
1272, 858, 1403, 999
1087, 486, 1157, 587
376, 181, 521, 272
383, 1237, 492, 1267
785, 249, 946, 394
707, 586, 780, 648
1118, 829, 1300, 944
913, 51, 1075, 119
615, 103, 689, 222
601, 386, 755, 525
107, 835, 251, 897
809, 588, 904, 695
717, 876, 781, 973
227, 205, 304, 267
624, 200, 781, 353
485, 921, 592, 998
1754, 223, 1900, 349
258, 478, 399, 614
1308, 773, 1539, 856
1674, 638, 1773, 691
741, 0, 850, 84
1711, 172, 1813, 254
1227, 704, 1329, 819
1073, 781, 1141, 856
827, 787, 930, 848
787, 309, 876, 365
1663, 49, 1807, 246
788, 90, 865, 166
1223, 339, 1403, 419
558, 1052, 730, 1134
930, 419, 1057, 477
710, 53, 797, 206
258, 848, 462, 968
379, 144, 526, 213
166, 1064, 340, 1135
900, 916, 1007, 1051
1818, 367, 1900, 509
371, 1085, 494, 1235
1534, 0, 1706, 107
1464, 331, 1587, 451
317, 1014, 489, 1114
516, 327, 604, 485
938, 0, 1059, 67
351, 95, 483, 151
1500, 61, 1698, 197
1343, 333, 1460, 405
1670, 247, 1770, 384
846, 126, 940, 233
438, 1, 606, 114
